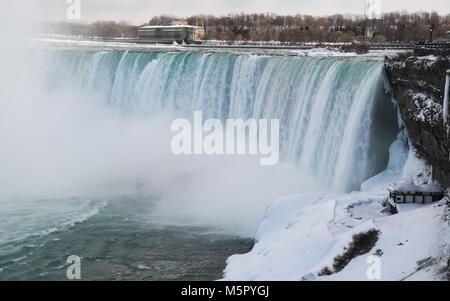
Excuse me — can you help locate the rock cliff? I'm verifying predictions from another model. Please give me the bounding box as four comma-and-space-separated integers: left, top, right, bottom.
385, 51, 450, 188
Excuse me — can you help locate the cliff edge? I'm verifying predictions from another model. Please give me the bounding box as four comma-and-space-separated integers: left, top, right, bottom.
385, 51, 450, 188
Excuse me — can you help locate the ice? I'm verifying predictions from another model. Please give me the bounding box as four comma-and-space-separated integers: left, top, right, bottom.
361, 131, 409, 193
360, 169, 402, 192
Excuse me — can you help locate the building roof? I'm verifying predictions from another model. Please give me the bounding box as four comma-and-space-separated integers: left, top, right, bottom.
388, 181, 443, 194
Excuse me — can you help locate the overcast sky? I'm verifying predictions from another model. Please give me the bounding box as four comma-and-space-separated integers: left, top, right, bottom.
41, 0, 450, 25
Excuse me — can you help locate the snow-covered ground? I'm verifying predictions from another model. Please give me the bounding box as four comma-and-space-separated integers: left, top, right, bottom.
290, 48, 357, 57
223, 150, 450, 281
224, 190, 449, 281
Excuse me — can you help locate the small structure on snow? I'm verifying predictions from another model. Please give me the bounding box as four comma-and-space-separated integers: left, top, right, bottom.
388, 182, 444, 204
386, 182, 445, 213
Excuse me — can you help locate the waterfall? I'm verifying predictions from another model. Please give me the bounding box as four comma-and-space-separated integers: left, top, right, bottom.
42, 50, 400, 192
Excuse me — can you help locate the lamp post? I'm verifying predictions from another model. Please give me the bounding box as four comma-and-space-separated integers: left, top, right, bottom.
429, 24, 436, 42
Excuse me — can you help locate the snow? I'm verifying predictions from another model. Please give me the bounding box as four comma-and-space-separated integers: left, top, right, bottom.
325, 203, 448, 281
223, 191, 386, 281
438, 196, 449, 206
223, 189, 448, 281
290, 48, 357, 57
416, 55, 440, 68
360, 169, 402, 193
418, 55, 439, 62
388, 182, 442, 194
223, 193, 341, 281
223, 148, 449, 281
411, 92, 443, 124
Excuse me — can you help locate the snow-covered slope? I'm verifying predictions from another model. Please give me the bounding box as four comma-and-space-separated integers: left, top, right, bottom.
223, 190, 449, 281
223, 149, 450, 281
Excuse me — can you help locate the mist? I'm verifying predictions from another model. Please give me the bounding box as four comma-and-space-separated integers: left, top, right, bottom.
0, 1, 397, 238
0, 2, 324, 237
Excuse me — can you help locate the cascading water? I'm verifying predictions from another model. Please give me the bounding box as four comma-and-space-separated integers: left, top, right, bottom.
0, 46, 405, 280
44, 50, 400, 192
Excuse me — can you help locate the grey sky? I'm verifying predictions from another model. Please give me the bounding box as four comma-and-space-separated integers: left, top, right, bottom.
42, 0, 450, 25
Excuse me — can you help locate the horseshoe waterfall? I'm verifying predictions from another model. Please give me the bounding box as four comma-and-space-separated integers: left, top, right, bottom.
0, 48, 409, 281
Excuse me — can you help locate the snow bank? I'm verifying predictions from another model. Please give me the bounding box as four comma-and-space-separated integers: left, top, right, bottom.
223, 193, 336, 281
325, 203, 448, 281
223, 191, 386, 281
223, 149, 449, 281
360, 169, 402, 192
290, 48, 357, 57
223, 189, 448, 281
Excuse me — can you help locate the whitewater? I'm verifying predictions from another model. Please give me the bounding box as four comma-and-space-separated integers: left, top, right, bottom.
1, 38, 419, 280
42, 45, 400, 190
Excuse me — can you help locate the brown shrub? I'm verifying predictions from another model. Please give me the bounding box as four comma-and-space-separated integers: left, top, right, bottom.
317, 229, 380, 276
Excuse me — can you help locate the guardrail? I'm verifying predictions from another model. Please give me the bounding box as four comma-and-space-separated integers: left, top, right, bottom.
413, 42, 450, 56
39, 35, 450, 52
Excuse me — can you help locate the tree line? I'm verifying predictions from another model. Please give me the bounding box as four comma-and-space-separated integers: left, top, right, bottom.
44, 11, 450, 43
